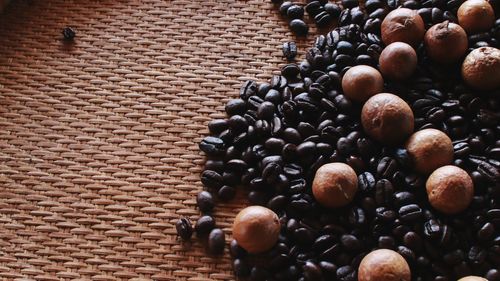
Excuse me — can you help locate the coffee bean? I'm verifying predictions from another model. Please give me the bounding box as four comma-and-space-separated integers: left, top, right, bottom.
233, 258, 250, 277
290, 19, 309, 36
176, 217, 193, 240
283, 41, 298, 61
218, 185, 236, 201
399, 204, 423, 222
199, 136, 225, 156
197, 191, 214, 213
201, 170, 223, 190
240, 80, 258, 100
287, 4, 304, 19
208, 228, 225, 255
195, 215, 215, 237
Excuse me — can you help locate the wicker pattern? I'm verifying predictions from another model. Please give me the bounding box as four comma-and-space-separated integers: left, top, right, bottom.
0, 0, 317, 280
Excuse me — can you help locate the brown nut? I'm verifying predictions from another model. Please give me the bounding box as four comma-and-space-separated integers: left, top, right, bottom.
458, 0, 495, 33
232, 206, 280, 254
424, 21, 468, 64
405, 128, 454, 174
361, 93, 414, 145
462, 47, 500, 91
379, 42, 417, 80
342, 65, 384, 102
312, 163, 358, 208
381, 8, 425, 47
426, 165, 474, 214
458, 276, 488, 281
358, 249, 411, 281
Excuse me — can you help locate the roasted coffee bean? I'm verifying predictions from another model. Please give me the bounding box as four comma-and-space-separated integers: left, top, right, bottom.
378, 236, 396, 249
358, 172, 376, 192
404, 231, 423, 251
233, 258, 250, 277
197, 191, 214, 213
176, 217, 193, 240
336, 265, 356, 281
208, 228, 225, 255
283, 41, 298, 61
287, 4, 304, 19
325, 3, 342, 18
62, 27, 76, 40
240, 80, 258, 100
195, 215, 215, 237
341, 234, 362, 251
199, 136, 225, 156
303, 261, 323, 281
201, 170, 223, 190
290, 19, 309, 36
279, 1, 294, 16
218, 185, 236, 201
375, 179, 393, 206
377, 157, 398, 178
225, 99, 246, 116
208, 119, 228, 135
399, 204, 423, 222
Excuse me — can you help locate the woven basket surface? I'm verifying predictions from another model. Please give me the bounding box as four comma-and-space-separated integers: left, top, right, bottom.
0, 0, 319, 280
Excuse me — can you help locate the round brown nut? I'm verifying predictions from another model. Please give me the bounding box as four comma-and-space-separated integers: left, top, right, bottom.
232, 206, 280, 254
312, 163, 358, 208
405, 128, 454, 174
342, 65, 384, 102
462, 47, 500, 91
361, 93, 414, 145
424, 21, 468, 64
379, 42, 417, 80
457, 0, 495, 33
426, 165, 474, 215
458, 276, 488, 281
358, 249, 411, 281
381, 8, 425, 47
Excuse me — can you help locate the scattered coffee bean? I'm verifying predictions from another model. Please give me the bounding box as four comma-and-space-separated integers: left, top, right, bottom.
62, 27, 76, 40
176, 217, 193, 240
208, 228, 225, 255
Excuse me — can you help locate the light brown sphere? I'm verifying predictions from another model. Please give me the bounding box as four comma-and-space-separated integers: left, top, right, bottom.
379, 42, 417, 80
381, 8, 426, 47
462, 47, 500, 91
458, 276, 488, 281
358, 249, 411, 281
424, 21, 468, 63
361, 93, 414, 145
342, 65, 384, 102
232, 206, 280, 254
426, 165, 474, 215
312, 163, 358, 208
457, 0, 495, 33
405, 128, 454, 174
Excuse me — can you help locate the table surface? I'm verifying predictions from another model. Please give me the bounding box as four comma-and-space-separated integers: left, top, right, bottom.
0, 0, 319, 280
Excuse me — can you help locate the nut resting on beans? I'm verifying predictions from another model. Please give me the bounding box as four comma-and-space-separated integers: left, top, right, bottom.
405, 128, 454, 174
426, 165, 474, 215
361, 93, 414, 145
312, 162, 358, 208
358, 249, 411, 281
424, 21, 468, 64
378, 42, 417, 80
232, 206, 280, 254
341, 65, 384, 102
461, 47, 500, 91
457, 0, 495, 33
381, 8, 425, 47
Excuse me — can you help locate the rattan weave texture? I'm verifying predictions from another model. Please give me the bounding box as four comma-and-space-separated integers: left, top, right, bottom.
0, 0, 317, 280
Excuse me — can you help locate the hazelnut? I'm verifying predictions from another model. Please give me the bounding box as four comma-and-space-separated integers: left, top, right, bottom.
232, 206, 280, 254
312, 163, 358, 208
462, 47, 500, 91
342, 65, 384, 102
361, 93, 414, 145
424, 21, 468, 64
358, 249, 411, 281
457, 0, 495, 33
381, 8, 425, 47
379, 42, 417, 80
426, 165, 474, 214
458, 276, 488, 281
405, 128, 454, 174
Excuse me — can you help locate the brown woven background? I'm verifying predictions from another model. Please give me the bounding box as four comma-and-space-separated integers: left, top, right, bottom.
0, 0, 318, 280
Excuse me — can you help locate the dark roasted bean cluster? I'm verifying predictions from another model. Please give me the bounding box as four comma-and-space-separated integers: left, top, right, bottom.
177, 0, 500, 280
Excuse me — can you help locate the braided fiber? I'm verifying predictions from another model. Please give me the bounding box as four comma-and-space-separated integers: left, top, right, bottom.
0, 0, 317, 280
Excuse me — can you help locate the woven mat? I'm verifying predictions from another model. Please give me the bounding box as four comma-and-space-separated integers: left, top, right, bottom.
0, 0, 319, 280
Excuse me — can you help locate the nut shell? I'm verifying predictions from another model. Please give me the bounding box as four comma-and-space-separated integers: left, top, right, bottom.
232, 206, 280, 254
405, 128, 453, 174
342, 65, 384, 102
424, 21, 468, 63
312, 163, 358, 208
361, 93, 414, 145
358, 249, 411, 281
458, 277, 488, 281
462, 47, 500, 91
379, 42, 417, 80
381, 8, 425, 47
426, 165, 474, 215
457, 0, 495, 33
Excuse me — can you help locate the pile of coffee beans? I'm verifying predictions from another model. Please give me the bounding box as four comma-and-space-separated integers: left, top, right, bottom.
178, 0, 500, 280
